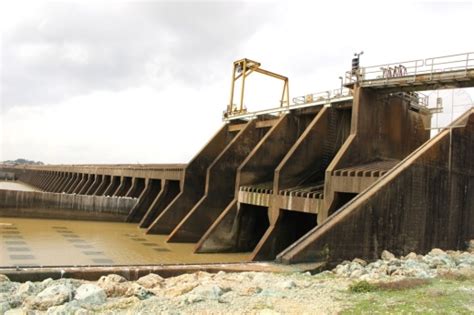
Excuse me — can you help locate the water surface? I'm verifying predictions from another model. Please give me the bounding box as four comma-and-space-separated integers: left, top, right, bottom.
0, 217, 251, 267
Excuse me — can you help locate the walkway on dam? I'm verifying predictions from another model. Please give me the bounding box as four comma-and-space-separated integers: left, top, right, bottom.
346, 51, 474, 92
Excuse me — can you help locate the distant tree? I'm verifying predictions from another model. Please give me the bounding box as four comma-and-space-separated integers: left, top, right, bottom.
1, 158, 44, 165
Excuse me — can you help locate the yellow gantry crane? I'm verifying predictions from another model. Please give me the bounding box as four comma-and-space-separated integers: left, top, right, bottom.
226, 58, 289, 117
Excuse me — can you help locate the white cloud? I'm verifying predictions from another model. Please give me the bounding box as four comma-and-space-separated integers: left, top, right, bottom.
1, 0, 473, 163
2, 82, 226, 163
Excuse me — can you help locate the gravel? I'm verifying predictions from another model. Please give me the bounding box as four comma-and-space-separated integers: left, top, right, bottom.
0, 245, 472, 314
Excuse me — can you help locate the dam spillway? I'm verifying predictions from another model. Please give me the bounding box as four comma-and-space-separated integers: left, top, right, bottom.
1, 51, 474, 270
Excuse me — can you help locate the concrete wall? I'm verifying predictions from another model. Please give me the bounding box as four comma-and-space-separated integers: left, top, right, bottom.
322, 89, 431, 222
278, 109, 474, 265
0, 172, 16, 180
6, 164, 186, 182
0, 189, 137, 221
194, 113, 317, 253
167, 120, 270, 242
147, 124, 239, 235
250, 107, 351, 260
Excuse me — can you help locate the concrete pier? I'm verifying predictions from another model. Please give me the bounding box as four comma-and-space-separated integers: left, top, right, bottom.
278, 108, 474, 265
167, 119, 273, 243
146, 126, 237, 235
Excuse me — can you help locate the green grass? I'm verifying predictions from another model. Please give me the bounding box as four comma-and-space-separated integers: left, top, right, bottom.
342, 278, 474, 314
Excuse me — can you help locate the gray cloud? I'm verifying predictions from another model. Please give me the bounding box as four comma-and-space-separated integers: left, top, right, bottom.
1, 1, 274, 109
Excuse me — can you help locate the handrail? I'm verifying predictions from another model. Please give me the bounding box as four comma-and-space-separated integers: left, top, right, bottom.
224, 93, 353, 121
292, 88, 352, 105
345, 51, 474, 85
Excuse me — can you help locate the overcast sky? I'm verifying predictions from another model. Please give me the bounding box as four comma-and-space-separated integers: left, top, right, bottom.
1, 0, 473, 164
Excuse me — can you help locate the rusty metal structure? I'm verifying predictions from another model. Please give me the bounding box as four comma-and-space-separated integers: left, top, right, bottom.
226, 58, 289, 117
2, 51, 473, 266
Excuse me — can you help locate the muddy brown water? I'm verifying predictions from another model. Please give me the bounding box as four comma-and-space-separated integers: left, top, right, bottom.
0, 181, 251, 267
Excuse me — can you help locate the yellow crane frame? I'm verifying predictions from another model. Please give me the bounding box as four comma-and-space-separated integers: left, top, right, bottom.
227, 58, 289, 116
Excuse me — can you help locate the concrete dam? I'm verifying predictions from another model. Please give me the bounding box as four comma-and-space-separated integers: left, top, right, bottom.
1, 52, 474, 270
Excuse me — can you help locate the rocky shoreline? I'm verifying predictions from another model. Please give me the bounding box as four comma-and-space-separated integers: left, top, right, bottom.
1, 244, 473, 314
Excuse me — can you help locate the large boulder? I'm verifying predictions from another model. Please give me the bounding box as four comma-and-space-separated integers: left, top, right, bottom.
24, 284, 73, 310
16, 281, 36, 296
381, 250, 395, 261
467, 240, 474, 253
0, 301, 10, 314
74, 284, 107, 305
136, 273, 164, 289
125, 283, 152, 300
97, 274, 129, 297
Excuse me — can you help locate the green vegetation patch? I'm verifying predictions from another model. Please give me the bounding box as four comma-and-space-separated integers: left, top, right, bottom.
349, 281, 377, 293
343, 278, 474, 314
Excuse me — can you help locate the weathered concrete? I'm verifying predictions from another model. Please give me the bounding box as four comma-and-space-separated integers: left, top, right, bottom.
126, 179, 162, 223
63, 173, 79, 193
140, 180, 180, 228
9, 164, 185, 182
114, 176, 132, 197
103, 176, 121, 196
278, 108, 474, 265
322, 89, 430, 222
2, 261, 324, 282
44, 172, 60, 191
93, 175, 111, 196
0, 171, 15, 180
51, 172, 69, 192
85, 174, 102, 195
125, 177, 145, 198
72, 173, 88, 194
195, 113, 317, 253
250, 107, 351, 260
38, 171, 51, 190
146, 125, 239, 235
0, 189, 137, 221
167, 119, 271, 242
78, 174, 95, 195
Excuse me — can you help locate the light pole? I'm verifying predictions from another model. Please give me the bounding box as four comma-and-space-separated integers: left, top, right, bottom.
352, 51, 364, 81
338, 76, 343, 95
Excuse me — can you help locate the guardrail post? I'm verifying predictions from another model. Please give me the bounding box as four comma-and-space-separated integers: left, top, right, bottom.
465, 53, 469, 76
429, 58, 434, 81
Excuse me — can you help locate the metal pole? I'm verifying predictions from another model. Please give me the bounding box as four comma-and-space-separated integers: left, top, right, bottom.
240, 60, 247, 113
229, 66, 236, 113
465, 53, 469, 76
287, 80, 290, 108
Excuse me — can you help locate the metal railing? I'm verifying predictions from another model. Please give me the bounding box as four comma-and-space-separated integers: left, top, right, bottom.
224, 88, 353, 121
392, 92, 429, 111
292, 88, 352, 105
345, 51, 474, 85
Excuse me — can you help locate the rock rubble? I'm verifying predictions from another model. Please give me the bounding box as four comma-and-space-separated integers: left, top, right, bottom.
0, 246, 472, 314
332, 248, 474, 281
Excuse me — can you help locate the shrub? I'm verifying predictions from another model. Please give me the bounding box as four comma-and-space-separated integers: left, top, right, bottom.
349, 278, 431, 293
349, 281, 377, 293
